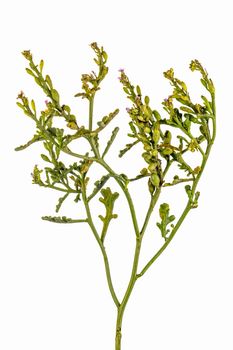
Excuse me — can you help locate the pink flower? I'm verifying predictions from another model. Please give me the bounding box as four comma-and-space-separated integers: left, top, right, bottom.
118, 68, 124, 73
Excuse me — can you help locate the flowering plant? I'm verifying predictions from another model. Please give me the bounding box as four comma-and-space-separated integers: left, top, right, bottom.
16, 43, 216, 349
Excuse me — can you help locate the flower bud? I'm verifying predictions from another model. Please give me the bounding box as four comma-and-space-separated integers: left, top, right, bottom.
159, 203, 169, 219
22, 50, 32, 60
148, 179, 155, 194
164, 130, 172, 144
148, 164, 156, 172
142, 152, 152, 163
151, 149, 158, 157
140, 168, 148, 176
151, 173, 160, 187
144, 96, 150, 105
153, 129, 160, 144
162, 148, 173, 156
143, 144, 151, 151
144, 126, 151, 134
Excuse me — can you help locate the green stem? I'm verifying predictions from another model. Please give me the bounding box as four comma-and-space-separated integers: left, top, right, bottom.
136, 199, 192, 278
89, 96, 94, 131
98, 159, 140, 237
81, 180, 120, 308
115, 237, 142, 350
114, 163, 173, 349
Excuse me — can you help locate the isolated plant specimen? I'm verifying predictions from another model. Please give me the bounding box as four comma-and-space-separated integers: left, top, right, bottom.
16, 43, 216, 350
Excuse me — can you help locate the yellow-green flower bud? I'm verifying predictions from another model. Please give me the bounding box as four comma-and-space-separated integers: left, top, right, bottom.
148, 179, 155, 194
67, 121, 78, 130
143, 144, 151, 151
151, 149, 158, 157
153, 129, 160, 144
22, 50, 32, 61
140, 168, 148, 176
162, 148, 173, 155
142, 152, 152, 163
138, 115, 145, 122
144, 96, 150, 105
148, 164, 156, 172
142, 105, 151, 119
144, 126, 151, 134
164, 130, 172, 144
151, 173, 160, 187
159, 203, 169, 219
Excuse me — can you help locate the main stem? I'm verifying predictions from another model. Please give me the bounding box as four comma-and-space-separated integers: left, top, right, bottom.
114, 187, 163, 350
115, 237, 142, 350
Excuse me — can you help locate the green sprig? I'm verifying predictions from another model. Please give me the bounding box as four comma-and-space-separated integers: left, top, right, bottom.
16, 43, 216, 350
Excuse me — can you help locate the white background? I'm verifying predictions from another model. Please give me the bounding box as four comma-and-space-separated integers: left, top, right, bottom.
1, 0, 233, 349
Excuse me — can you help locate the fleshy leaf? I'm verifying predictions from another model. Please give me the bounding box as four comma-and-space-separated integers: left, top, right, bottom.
87, 174, 111, 202
98, 187, 119, 242
15, 134, 43, 151
156, 203, 175, 241
102, 127, 119, 158
56, 192, 69, 213
41, 216, 85, 224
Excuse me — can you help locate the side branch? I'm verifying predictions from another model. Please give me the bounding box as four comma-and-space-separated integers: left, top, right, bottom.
97, 159, 140, 237
81, 179, 120, 308
136, 200, 192, 278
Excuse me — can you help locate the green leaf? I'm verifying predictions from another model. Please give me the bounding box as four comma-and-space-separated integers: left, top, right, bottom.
185, 185, 192, 200
15, 134, 43, 151
51, 89, 60, 103
144, 96, 150, 105
41, 215, 82, 224
41, 154, 51, 162
136, 85, 141, 95
200, 78, 208, 89
119, 139, 139, 158
56, 192, 69, 213
102, 51, 108, 62
191, 191, 200, 208
16, 102, 25, 110
152, 110, 161, 121
172, 152, 193, 176
39, 59, 44, 73
87, 175, 111, 202
32, 165, 44, 185
99, 187, 119, 242
102, 127, 119, 158
183, 116, 191, 132
180, 106, 194, 114
156, 203, 175, 241
201, 95, 212, 113
129, 121, 137, 134
200, 124, 210, 142
26, 68, 35, 77
123, 87, 130, 94
31, 99, 36, 113
34, 77, 41, 87
45, 75, 53, 89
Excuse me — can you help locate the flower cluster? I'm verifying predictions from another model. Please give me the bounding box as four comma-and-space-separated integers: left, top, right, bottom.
119, 61, 215, 195
75, 42, 109, 100
190, 59, 215, 94
118, 69, 164, 191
